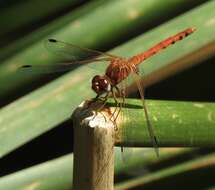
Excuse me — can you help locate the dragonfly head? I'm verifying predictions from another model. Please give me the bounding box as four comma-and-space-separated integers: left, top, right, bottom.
92, 75, 111, 95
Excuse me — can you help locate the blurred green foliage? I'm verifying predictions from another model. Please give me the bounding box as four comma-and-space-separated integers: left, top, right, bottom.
0, 0, 215, 189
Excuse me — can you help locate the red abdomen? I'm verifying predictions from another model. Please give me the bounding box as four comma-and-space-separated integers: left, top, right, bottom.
129, 28, 196, 65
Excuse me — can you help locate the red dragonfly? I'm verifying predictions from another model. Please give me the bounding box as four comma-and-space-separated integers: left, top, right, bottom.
21, 28, 196, 156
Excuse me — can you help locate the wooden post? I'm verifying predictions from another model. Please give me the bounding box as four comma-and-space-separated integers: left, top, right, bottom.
72, 101, 115, 190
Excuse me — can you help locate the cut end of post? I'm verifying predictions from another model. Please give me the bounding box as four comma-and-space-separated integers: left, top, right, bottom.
85, 112, 115, 129
72, 100, 115, 190
73, 100, 116, 129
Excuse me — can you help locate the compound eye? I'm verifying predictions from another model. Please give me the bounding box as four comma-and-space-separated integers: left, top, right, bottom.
92, 75, 101, 83
100, 78, 108, 89
94, 85, 99, 92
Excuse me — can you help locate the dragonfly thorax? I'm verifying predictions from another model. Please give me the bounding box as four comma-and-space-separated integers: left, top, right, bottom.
105, 58, 131, 85
91, 75, 111, 95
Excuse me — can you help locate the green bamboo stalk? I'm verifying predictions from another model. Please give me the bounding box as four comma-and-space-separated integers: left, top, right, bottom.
115, 153, 215, 190
0, 0, 107, 61
0, 0, 208, 97
0, 1, 214, 158
0, 0, 81, 39
0, 148, 191, 190
112, 99, 215, 147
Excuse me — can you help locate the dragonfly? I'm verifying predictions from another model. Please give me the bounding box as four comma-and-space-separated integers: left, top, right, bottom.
21, 28, 196, 157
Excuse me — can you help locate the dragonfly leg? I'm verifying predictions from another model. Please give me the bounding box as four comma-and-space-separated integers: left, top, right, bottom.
109, 87, 120, 130
112, 86, 123, 127
115, 85, 126, 153
110, 88, 120, 116
111, 86, 122, 131
91, 92, 110, 122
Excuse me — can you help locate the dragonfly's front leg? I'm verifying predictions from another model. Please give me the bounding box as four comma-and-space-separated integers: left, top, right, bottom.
90, 92, 110, 121
93, 92, 109, 103
113, 86, 124, 121
110, 87, 119, 116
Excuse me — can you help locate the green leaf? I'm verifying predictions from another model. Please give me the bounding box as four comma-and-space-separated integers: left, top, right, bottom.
0, 0, 82, 41
115, 152, 215, 190
0, 0, 108, 60
0, 154, 73, 190
0, 148, 191, 190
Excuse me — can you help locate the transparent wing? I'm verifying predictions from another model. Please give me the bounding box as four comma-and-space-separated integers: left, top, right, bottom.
114, 66, 150, 167
19, 39, 120, 73
113, 65, 136, 163
130, 65, 159, 157
19, 63, 76, 74
117, 67, 129, 162
19, 58, 109, 74
45, 39, 118, 62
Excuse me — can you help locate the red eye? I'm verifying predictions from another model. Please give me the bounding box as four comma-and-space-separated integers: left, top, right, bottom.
91, 75, 110, 94
92, 75, 100, 83
99, 79, 108, 89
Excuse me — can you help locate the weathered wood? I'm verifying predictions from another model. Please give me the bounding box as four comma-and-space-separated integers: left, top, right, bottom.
72, 101, 115, 190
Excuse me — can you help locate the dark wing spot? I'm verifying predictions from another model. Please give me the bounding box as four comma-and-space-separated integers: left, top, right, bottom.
22, 65, 32, 68
48, 39, 57, 43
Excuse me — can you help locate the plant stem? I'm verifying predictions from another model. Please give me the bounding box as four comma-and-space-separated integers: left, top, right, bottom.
115, 153, 215, 190
112, 99, 215, 147
0, 148, 192, 189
